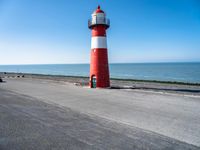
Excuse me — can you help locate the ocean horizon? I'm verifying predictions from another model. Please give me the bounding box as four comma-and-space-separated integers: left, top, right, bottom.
0, 62, 200, 84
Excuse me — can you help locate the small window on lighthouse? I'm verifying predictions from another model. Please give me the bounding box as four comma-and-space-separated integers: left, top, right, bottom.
93, 49, 96, 52
92, 14, 97, 24
97, 13, 105, 24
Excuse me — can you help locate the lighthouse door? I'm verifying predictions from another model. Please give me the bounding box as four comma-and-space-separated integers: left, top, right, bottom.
91, 76, 97, 88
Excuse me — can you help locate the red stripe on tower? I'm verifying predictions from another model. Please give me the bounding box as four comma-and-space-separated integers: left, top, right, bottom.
88, 5, 110, 88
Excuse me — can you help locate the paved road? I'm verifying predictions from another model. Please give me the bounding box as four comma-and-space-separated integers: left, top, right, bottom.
0, 88, 199, 150
0, 78, 200, 149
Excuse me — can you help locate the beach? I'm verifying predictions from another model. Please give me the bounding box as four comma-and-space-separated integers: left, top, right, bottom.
0, 73, 200, 149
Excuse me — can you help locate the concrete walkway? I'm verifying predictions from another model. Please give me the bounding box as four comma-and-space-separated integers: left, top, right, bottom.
1, 78, 200, 148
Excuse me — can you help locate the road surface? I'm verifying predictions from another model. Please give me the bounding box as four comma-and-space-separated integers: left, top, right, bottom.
0, 78, 200, 149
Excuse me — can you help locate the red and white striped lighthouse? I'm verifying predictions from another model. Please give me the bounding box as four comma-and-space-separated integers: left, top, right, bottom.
88, 5, 110, 88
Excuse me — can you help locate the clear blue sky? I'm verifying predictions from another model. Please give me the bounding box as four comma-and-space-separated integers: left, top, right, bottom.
0, 0, 200, 64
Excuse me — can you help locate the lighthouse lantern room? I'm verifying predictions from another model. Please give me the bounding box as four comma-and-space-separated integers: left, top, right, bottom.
88, 6, 110, 88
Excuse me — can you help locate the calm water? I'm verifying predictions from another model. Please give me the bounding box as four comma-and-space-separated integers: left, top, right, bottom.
0, 63, 199, 83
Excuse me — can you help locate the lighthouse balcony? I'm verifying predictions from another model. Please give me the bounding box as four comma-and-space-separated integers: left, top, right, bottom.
88, 18, 110, 29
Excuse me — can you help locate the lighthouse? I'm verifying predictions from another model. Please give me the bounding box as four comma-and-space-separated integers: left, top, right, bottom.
88, 5, 110, 88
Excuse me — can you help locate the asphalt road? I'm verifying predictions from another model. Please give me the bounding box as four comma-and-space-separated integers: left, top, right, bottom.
0, 78, 200, 149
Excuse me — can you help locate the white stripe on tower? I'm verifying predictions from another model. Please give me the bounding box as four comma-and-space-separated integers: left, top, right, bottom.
91, 37, 107, 49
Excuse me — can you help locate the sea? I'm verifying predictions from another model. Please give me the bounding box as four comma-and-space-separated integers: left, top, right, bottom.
0, 63, 199, 84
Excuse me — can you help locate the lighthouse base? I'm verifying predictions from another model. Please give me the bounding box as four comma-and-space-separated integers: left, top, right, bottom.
89, 76, 110, 88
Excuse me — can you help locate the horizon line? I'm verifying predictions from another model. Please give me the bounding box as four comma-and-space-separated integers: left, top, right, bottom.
0, 61, 200, 66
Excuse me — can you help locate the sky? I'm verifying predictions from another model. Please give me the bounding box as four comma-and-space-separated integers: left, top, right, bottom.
0, 0, 200, 64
